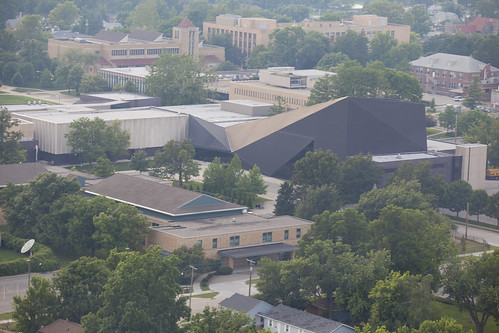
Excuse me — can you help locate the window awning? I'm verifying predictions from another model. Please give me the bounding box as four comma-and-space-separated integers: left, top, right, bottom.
218, 243, 298, 259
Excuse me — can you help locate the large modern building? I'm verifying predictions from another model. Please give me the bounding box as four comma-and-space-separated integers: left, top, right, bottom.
48, 18, 224, 72
203, 14, 411, 56
410, 53, 499, 99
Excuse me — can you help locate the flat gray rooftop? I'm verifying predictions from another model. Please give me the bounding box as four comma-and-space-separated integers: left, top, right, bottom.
372, 152, 447, 163
152, 214, 312, 238
98, 67, 149, 78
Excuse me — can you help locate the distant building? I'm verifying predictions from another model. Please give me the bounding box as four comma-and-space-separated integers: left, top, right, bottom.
203, 14, 410, 55
456, 16, 499, 34
37, 319, 83, 333
48, 18, 224, 73
229, 67, 334, 109
410, 53, 499, 99
220, 293, 274, 322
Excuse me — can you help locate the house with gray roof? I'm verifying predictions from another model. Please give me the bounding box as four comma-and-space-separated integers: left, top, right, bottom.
0, 162, 49, 188
220, 293, 274, 322
410, 53, 499, 99
260, 304, 355, 333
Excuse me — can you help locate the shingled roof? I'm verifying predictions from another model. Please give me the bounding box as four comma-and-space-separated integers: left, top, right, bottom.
128, 30, 163, 41
0, 162, 48, 187
220, 293, 273, 314
177, 17, 196, 28
93, 30, 128, 42
410, 53, 499, 73
85, 173, 245, 220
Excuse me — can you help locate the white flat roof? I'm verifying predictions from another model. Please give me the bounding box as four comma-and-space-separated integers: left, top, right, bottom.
372, 152, 441, 163
84, 92, 152, 100
427, 139, 457, 151
160, 104, 265, 127
98, 67, 149, 78
13, 107, 183, 124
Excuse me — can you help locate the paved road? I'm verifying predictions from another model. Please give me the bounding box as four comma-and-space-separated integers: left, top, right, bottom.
0, 272, 53, 314
455, 223, 499, 247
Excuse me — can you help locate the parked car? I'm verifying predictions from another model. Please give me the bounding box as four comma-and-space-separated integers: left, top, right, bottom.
454, 96, 465, 102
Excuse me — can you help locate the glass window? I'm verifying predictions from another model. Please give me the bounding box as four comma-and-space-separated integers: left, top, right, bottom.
263, 232, 272, 243
284, 230, 289, 240
297, 228, 301, 239
197, 240, 202, 247
230, 236, 240, 246
212, 238, 217, 249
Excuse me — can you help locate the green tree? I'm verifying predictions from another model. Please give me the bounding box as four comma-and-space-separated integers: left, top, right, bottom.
172, 245, 207, 284
65, 117, 130, 164
146, 53, 209, 106
81, 246, 189, 332
357, 181, 432, 221
15, 15, 47, 43
66, 65, 84, 94
269, 96, 291, 115
60, 48, 99, 68
457, 109, 491, 136
473, 35, 499, 68
93, 156, 114, 177
11, 72, 24, 86
463, 76, 483, 109
274, 181, 297, 216
294, 184, 342, 220
48, 1, 80, 30
295, 30, 331, 69
39, 69, 53, 89
370, 206, 454, 277
130, 150, 149, 174
315, 52, 350, 71
1, 173, 81, 240
267, 26, 306, 67
92, 203, 150, 253
153, 139, 200, 186
369, 271, 433, 331
338, 153, 383, 203
292, 149, 340, 187
202, 157, 227, 194
127, 0, 163, 31
369, 32, 398, 63
416, 317, 472, 333
307, 74, 336, 105
439, 105, 458, 132
52, 257, 111, 323
407, 5, 431, 36
12, 276, 58, 333
181, 0, 213, 28
469, 190, 488, 223
239, 164, 268, 206
442, 252, 499, 333
363, 0, 412, 25
79, 74, 108, 93
488, 119, 499, 167
184, 306, 256, 333
207, 34, 245, 67
485, 191, 499, 227
0, 107, 26, 164
332, 30, 369, 65
443, 180, 473, 218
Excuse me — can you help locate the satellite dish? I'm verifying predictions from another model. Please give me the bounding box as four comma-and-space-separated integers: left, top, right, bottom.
21, 239, 35, 254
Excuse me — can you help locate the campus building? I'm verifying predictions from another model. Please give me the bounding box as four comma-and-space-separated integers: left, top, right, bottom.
48, 18, 224, 72
410, 53, 499, 99
203, 14, 411, 56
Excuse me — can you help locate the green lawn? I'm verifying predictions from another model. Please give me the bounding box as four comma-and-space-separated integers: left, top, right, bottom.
12, 88, 42, 93
0, 248, 25, 262
192, 292, 219, 298
432, 299, 499, 332
458, 238, 492, 254
429, 132, 457, 140
0, 95, 51, 105
426, 128, 443, 136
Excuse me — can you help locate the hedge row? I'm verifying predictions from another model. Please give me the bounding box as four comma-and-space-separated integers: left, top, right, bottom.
0, 233, 60, 276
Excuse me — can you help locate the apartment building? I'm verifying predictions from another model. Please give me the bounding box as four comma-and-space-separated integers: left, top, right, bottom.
410, 53, 499, 99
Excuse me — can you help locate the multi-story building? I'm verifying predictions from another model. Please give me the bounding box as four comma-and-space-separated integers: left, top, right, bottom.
410, 53, 499, 99
203, 14, 411, 56
229, 67, 334, 109
48, 18, 224, 72
203, 15, 278, 56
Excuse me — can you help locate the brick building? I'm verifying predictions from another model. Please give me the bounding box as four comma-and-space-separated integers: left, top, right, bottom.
410, 53, 499, 99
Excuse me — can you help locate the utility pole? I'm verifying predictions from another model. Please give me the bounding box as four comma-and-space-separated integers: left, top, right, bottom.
189, 265, 197, 311
27, 259, 31, 288
247, 259, 255, 297
465, 202, 469, 240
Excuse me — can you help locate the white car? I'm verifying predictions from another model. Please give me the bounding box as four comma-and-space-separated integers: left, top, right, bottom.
453, 96, 465, 102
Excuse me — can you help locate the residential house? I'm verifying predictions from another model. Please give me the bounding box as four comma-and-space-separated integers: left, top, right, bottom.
37, 319, 83, 333
260, 304, 355, 333
220, 293, 274, 323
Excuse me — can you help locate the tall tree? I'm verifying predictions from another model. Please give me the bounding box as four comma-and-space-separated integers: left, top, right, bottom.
332, 30, 369, 65
463, 76, 483, 110
469, 189, 488, 223
485, 191, 499, 227
130, 150, 149, 174
307, 74, 337, 105
81, 246, 189, 332
239, 164, 268, 206
52, 257, 111, 323
66, 65, 84, 94
292, 149, 340, 188
12, 276, 58, 333
363, 0, 412, 25
439, 105, 458, 132
153, 139, 200, 186
79, 74, 108, 93
48, 1, 81, 30
274, 181, 298, 216
443, 180, 473, 218
146, 53, 209, 106
369, 271, 433, 331
294, 184, 342, 220
407, 5, 431, 36
0, 107, 26, 164
442, 252, 499, 333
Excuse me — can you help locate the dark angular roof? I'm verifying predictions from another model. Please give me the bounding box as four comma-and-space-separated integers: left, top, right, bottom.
220, 293, 272, 313
128, 30, 163, 41
177, 17, 196, 28
262, 304, 352, 333
189, 116, 231, 152
0, 162, 48, 187
85, 173, 244, 218
37, 319, 83, 333
93, 30, 127, 42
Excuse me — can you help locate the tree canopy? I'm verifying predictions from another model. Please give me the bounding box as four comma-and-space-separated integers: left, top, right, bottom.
0, 107, 26, 164
153, 139, 200, 186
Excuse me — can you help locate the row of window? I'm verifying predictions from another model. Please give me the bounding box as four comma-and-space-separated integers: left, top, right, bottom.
111, 48, 180, 57
232, 87, 307, 107
420, 77, 461, 89
197, 229, 302, 249
414, 67, 464, 80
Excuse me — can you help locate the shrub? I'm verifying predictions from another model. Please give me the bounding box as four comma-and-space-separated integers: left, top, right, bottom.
0, 233, 59, 276
216, 267, 233, 275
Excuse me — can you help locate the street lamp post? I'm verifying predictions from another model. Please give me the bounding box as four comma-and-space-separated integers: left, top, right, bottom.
189, 265, 197, 311
27, 259, 31, 288
247, 259, 255, 297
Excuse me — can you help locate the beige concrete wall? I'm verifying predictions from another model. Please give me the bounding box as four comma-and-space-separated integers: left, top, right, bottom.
456, 144, 487, 190
11, 120, 34, 139
229, 82, 310, 109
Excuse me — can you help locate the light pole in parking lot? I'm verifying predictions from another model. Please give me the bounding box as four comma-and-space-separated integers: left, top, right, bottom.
189, 265, 197, 312
247, 259, 255, 297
